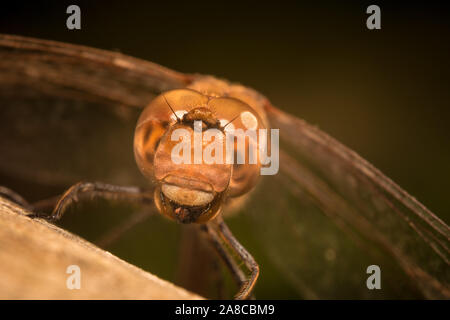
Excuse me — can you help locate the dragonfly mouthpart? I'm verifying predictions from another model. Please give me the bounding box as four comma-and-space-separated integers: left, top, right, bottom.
155, 183, 223, 224
167, 197, 211, 224
161, 183, 214, 207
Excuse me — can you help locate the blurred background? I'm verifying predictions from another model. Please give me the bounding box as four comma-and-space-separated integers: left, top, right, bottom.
0, 1, 449, 299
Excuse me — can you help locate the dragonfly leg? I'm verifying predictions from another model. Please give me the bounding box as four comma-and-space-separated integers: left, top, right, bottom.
0, 186, 33, 211
206, 216, 259, 300
201, 223, 248, 292
29, 181, 153, 221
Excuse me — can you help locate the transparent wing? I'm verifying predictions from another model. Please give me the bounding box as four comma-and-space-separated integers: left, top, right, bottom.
239, 104, 449, 299
0, 34, 191, 191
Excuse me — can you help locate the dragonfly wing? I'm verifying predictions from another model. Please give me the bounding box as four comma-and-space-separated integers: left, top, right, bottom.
246, 103, 449, 298
0, 34, 191, 191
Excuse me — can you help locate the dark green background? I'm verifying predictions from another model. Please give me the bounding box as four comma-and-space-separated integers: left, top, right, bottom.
1, 1, 449, 299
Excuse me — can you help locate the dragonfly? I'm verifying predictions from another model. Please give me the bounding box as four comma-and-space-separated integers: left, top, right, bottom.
0, 34, 448, 299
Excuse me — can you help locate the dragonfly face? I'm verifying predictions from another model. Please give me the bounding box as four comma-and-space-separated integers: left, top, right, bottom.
133, 88, 267, 224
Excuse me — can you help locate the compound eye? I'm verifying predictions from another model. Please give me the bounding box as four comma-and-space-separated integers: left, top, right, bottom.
219, 119, 235, 134
170, 110, 188, 122
207, 97, 267, 197
133, 120, 166, 179
240, 111, 258, 130
133, 89, 209, 180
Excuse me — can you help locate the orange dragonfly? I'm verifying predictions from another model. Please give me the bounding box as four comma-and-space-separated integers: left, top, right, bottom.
0, 34, 448, 299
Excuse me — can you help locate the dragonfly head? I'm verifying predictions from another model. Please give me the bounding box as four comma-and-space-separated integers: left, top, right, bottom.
134, 90, 232, 223
134, 88, 266, 223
